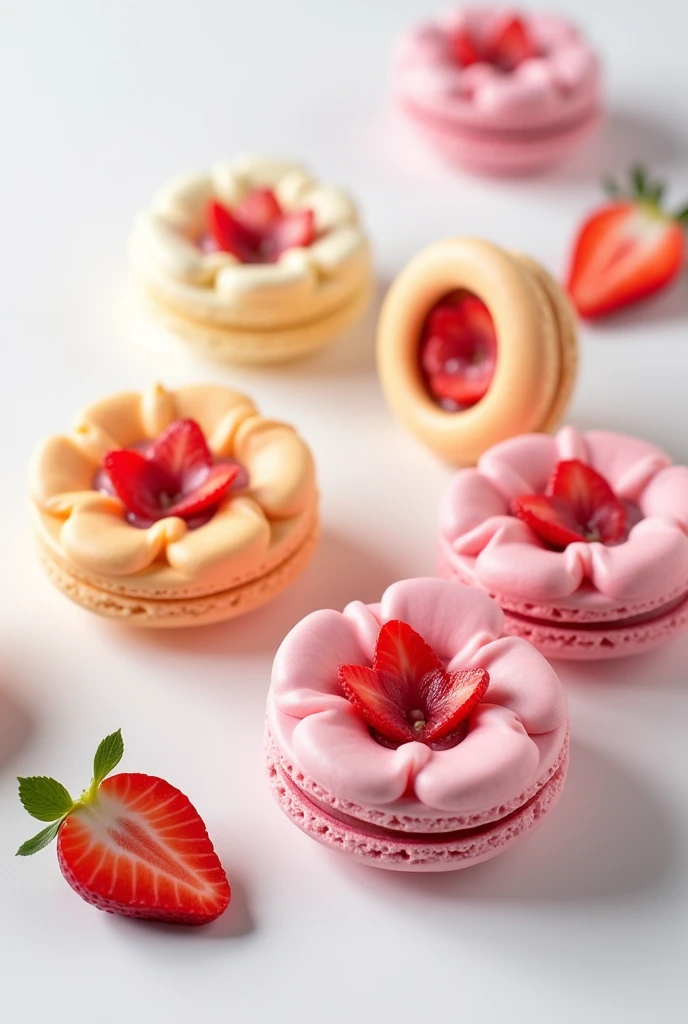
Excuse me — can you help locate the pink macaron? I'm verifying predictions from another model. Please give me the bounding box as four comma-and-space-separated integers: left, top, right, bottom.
439, 426, 688, 660
391, 8, 602, 175
265, 578, 569, 871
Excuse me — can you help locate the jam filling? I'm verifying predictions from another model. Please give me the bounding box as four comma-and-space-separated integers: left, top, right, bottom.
419, 292, 497, 411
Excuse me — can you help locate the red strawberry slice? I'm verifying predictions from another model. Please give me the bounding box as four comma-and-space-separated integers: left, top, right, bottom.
449, 27, 481, 68
487, 16, 537, 72
234, 187, 283, 232
339, 620, 489, 746
16, 730, 231, 927
419, 295, 497, 409
567, 167, 687, 319
102, 418, 238, 524
206, 198, 262, 263
265, 209, 315, 261
511, 459, 627, 550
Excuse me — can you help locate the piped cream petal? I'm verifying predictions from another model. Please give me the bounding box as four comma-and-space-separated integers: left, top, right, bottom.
235, 415, 315, 519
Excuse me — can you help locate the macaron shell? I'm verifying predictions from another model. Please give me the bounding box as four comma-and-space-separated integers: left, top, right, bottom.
266, 729, 569, 871
36, 517, 319, 628
377, 238, 577, 464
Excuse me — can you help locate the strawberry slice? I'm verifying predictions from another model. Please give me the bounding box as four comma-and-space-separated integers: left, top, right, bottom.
102, 418, 238, 525
448, 27, 482, 68
511, 459, 628, 550
567, 166, 687, 319
16, 730, 231, 926
339, 620, 489, 747
205, 193, 315, 264
419, 294, 497, 409
487, 16, 537, 72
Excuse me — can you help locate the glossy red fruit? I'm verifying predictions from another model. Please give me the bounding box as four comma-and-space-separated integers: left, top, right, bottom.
56, 774, 230, 925
419, 295, 497, 409
449, 27, 481, 68
339, 620, 490, 746
206, 191, 315, 264
103, 418, 238, 523
511, 459, 627, 550
567, 167, 687, 319
488, 16, 537, 71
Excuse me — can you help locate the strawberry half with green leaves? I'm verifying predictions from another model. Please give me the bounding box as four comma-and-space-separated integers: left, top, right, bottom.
419, 294, 497, 409
567, 166, 688, 319
511, 459, 627, 550
16, 730, 231, 926
102, 418, 238, 525
339, 620, 489, 748
206, 188, 315, 264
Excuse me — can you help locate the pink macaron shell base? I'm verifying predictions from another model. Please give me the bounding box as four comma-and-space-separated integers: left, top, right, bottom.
266, 727, 569, 872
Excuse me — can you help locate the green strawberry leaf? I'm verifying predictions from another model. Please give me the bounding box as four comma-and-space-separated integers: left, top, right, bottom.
93, 729, 124, 786
603, 176, 621, 198
16, 818, 65, 857
631, 165, 647, 197
17, 776, 74, 823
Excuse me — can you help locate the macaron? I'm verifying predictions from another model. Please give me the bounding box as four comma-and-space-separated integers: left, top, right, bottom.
266, 578, 569, 871
392, 8, 602, 175
377, 237, 578, 465
130, 155, 373, 364
439, 426, 688, 659
29, 383, 318, 628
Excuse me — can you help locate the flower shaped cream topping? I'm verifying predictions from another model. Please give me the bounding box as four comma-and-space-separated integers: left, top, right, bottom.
270, 579, 567, 814
441, 426, 688, 604
131, 156, 370, 320
30, 384, 316, 587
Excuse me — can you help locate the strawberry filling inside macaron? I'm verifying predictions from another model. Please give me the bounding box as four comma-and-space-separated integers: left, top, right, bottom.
511, 459, 629, 550
419, 293, 497, 410
203, 187, 316, 264
450, 15, 539, 73
94, 418, 244, 529
339, 620, 489, 751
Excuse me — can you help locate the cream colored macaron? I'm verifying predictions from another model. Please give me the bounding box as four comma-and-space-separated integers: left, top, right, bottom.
376, 238, 578, 465
131, 155, 373, 365
30, 383, 319, 627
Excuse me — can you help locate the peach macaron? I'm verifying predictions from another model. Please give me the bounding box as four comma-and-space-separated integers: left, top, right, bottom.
29, 383, 318, 627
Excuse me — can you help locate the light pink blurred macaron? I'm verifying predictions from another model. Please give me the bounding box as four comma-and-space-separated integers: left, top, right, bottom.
439, 426, 688, 659
391, 8, 602, 175
265, 578, 569, 871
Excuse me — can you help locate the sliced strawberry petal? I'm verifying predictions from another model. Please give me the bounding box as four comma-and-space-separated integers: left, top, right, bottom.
547, 460, 627, 544
339, 663, 416, 744
487, 16, 537, 71
206, 199, 262, 262
373, 620, 443, 686
103, 449, 177, 521
164, 463, 238, 519
511, 493, 588, 550
147, 418, 213, 490
265, 209, 315, 261
449, 27, 482, 67
234, 187, 283, 232
421, 668, 490, 742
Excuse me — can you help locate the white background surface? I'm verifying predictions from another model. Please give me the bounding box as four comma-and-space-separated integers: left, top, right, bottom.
1, 1, 688, 1021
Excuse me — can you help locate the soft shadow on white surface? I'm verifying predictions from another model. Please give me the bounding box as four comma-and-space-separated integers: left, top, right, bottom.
554, 633, 688, 693
0, 687, 33, 773
105, 870, 254, 942
332, 740, 676, 904
99, 530, 398, 661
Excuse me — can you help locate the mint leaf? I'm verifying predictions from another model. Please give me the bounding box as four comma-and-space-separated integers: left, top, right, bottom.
17, 776, 73, 822
16, 819, 64, 856
93, 729, 124, 785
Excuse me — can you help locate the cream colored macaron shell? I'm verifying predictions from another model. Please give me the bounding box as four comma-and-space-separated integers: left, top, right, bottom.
30, 383, 319, 626
131, 156, 373, 364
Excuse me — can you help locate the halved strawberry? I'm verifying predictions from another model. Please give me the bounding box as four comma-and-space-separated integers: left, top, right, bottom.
339, 620, 489, 747
511, 459, 627, 550
487, 16, 537, 72
16, 730, 231, 926
205, 192, 315, 264
567, 166, 687, 319
102, 418, 238, 524
419, 294, 497, 409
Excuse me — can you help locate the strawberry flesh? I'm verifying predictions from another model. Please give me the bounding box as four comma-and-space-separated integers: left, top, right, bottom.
205, 189, 315, 264
419, 294, 497, 410
339, 620, 489, 748
511, 459, 628, 550
101, 418, 239, 526
57, 773, 231, 925
449, 15, 537, 71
